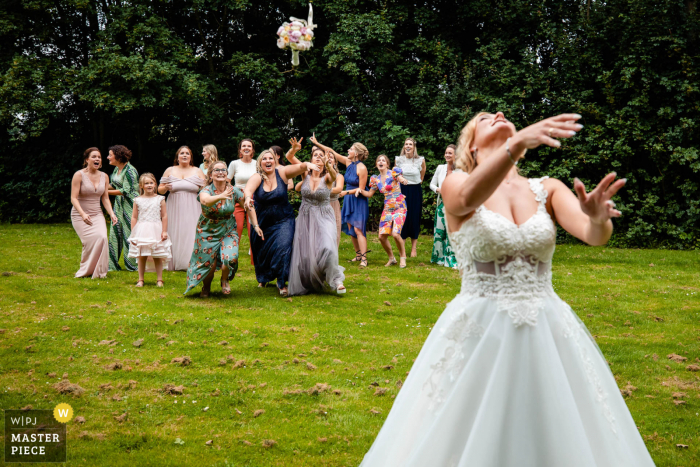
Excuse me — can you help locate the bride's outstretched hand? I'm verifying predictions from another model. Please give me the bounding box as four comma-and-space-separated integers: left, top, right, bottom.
514, 114, 584, 151
573, 173, 625, 224
309, 133, 319, 146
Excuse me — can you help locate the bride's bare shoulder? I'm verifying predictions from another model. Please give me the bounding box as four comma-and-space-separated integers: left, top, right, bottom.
442, 171, 469, 193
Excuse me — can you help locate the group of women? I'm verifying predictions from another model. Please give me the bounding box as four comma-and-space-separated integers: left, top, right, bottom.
68, 109, 656, 465
69, 134, 458, 295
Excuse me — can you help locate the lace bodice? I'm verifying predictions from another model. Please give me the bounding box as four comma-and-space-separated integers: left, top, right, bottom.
135, 196, 165, 223
300, 175, 331, 207
447, 177, 557, 326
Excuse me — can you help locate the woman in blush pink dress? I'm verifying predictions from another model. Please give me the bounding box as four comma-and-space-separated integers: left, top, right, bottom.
70, 147, 118, 279
158, 146, 207, 270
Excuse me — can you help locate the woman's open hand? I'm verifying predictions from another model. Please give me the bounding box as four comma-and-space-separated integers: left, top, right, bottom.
289, 137, 303, 152
219, 185, 234, 200
511, 114, 583, 156
574, 173, 625, 224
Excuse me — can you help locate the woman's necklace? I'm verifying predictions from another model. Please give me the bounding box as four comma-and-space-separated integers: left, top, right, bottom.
504, 169, 518, 185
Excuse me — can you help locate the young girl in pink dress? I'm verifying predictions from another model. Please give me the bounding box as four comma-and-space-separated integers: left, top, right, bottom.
128, 173, 172, 287
360, 154, 408, 268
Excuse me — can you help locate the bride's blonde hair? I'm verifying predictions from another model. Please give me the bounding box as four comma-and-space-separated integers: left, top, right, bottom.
454, 112, 487, 173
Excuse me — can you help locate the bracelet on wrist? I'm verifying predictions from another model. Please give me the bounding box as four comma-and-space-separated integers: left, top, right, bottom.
505, 138, 519, 166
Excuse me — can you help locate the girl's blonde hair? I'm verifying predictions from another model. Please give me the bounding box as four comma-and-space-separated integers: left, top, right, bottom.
399, 138, 419, 159
351, 142, 369, 162
455, 112, 487, 173
138, 173, 158, 195
256, 149, 275, 181
202, 144, 219, 170
206, 160, 228, 185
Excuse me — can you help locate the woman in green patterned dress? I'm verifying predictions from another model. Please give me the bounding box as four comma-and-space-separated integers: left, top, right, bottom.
185, 161, 263, 297
107, 145, 140, 271
429, 144, 458, 269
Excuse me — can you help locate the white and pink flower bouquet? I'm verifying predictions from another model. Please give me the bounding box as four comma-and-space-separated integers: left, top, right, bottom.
276, 3, 316, 66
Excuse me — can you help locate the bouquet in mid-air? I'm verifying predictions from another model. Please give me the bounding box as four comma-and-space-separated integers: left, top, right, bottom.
276, 3, 316, 66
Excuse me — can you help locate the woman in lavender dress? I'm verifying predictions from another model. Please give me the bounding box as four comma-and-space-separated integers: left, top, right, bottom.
309, 134, 370, 268
286, 143, 345, 295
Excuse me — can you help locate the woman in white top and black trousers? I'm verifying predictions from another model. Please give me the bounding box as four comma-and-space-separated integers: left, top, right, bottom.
227, 138, 257, 257
394, 138, 426, 257
429, 144, 458, 268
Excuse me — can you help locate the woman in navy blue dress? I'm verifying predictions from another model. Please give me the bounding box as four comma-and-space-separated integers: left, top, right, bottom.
244, 149, 319, 296
310, 134, 370, 268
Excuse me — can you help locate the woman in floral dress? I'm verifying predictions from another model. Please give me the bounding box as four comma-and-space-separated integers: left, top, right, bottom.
361, 155, 408, 268
185, 161, 262, 297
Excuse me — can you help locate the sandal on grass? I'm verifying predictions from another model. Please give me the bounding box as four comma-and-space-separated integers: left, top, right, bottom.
348, 250, 362, 262
221, 279, 231, 295
156, 280, 164, 287
135, 280, 145, 287
385, 257, 397, 267
336, 284, 346, 294
359, 253, 368, 269
400, 257, 407, 268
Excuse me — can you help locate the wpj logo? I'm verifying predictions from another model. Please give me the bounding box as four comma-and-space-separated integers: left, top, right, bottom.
4, 408, 67, 463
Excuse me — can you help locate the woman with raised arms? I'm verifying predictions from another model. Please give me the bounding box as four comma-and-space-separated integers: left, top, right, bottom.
360, 112, 653, 466
285, 138, 346, 294
309, 134, 370, 268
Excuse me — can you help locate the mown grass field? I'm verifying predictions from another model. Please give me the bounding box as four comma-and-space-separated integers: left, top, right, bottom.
0, 223, 699, 466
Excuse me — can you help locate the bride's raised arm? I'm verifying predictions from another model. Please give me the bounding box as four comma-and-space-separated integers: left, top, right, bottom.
442, 113, 583, 219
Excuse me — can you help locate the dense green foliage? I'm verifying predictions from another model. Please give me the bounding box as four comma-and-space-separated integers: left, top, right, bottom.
1, 225, 700, 465
1, 0, 699, 247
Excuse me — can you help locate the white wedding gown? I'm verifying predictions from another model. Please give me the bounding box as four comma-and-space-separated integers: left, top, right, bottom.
360, 177, 654, 466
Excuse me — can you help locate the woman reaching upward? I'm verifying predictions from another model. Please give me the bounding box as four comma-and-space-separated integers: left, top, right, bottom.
360, 112, 653, 466
310, 134, 370, 268
286, 144, 346, 295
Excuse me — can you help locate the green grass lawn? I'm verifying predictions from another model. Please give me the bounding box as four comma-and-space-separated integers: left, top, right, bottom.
0, 223, 699, 466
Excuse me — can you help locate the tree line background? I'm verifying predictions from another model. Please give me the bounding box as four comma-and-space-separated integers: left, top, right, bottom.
1, 0, 698, 248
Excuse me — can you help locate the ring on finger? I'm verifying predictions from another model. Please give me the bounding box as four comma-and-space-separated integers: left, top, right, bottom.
548, 128, 554, 137
606, 200, 616, 208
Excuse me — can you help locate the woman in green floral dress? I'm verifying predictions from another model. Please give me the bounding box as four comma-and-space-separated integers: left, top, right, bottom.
107, 145, 139, 271
185, 161, 262, 297
429, 144, 458, 269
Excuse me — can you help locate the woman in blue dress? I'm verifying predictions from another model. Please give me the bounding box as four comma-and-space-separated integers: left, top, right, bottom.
310, 134, 370, 268
244, 148, 319, 296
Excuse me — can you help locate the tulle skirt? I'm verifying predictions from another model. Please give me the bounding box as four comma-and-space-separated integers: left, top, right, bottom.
288, 203, 345, 295
360, 292, 655, 467
127, 221, 172, 259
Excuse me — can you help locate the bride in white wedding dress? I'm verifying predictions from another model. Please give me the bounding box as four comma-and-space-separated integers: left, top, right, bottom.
359, 112, 655, 466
